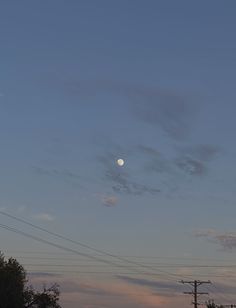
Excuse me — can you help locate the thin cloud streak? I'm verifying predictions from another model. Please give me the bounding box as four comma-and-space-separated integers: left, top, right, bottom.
116, 275, 183, 294
64, 80, 197, 141
194, 229, 236, 251
33, 213, 55, 222
32, 166, 84, 187
174, 144, 220, 176
101, 195, 118, 207
97, 141, 219, 197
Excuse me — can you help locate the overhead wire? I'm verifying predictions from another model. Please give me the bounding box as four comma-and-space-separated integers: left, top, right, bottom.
1, 222, 235, 304
0, 222, 187, 282
2, 210, 236, 298
4, 249, 236, 265
0, 211, 191, 281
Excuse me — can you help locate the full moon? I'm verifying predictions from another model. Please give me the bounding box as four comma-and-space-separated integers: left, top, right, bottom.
117, 158, 125, 166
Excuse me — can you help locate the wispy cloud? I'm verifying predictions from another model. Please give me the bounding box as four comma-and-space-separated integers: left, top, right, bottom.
116, 276, 182, 294
194, 229, 236, 251
136, 143, 219, 179
101, 195, 118, 207
17, 205, 27, 213
175, 144, 220, 177
131, 90, 195, 141
137, 145, 171, 174
32, 166, 83, 186
97, 140, 219, 197
214, 233, 236, 250
175, 157, 207, 176
65, 80, 197, 141
61, 281, 112, 296
60, 280, 168, 308
29, 272, 185, 308
177, 145, 220, 162
33, 213, 55, 222
194, 229, 216, 237
98, 153, 160, 196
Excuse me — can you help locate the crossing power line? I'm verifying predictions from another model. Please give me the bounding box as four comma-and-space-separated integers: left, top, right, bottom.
0, 210, 195, 281
0, 221, 188, 282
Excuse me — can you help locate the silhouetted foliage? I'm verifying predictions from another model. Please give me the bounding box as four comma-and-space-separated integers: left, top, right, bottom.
0, 252, 26, 308
24, 284, 60, 308
206, 300, 224, 308
0, 253, 61, 308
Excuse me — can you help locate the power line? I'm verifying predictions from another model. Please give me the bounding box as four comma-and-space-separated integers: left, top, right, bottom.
4, 249, 236, 265
0, 222, 186, 281
4, 253, 236, 275
20, 263, 236, 268
0, 223, 145, 274
0, 211, 189, 281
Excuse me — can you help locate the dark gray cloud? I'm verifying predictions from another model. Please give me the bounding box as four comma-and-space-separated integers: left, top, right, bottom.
175, 157, 207, 176
65, 80, 196, 141
176, 144, 220, 162
107, 169, 160, 195
180, 145, 220, 162
137, 145, 161, 157
137, 143, 219, 177
137, 145, 171, 174
174, 144, 220, 177
132, 93, 194, 141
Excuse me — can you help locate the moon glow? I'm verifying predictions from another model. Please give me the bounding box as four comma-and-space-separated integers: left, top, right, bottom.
117, 159, 125, 166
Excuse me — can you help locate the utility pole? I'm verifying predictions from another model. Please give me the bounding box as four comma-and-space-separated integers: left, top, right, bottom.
180, 280, 211, 308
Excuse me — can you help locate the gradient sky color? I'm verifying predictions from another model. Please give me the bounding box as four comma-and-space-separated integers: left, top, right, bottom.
1, 1, 236, 308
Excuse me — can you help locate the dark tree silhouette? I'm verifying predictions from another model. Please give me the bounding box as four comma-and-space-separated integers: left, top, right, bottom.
24, 284, 61, 308
0, 253, 61, 308
206, 300, 224, 308
206, 300, 217, 308
0, 252, 26, 308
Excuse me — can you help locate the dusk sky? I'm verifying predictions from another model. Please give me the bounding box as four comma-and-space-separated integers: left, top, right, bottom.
1, 1, 236, 307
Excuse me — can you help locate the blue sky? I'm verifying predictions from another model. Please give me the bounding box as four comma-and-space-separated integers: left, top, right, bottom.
1, 1, 236, 307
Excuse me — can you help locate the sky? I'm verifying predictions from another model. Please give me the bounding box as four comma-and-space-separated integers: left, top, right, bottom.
1, 1, 236, 307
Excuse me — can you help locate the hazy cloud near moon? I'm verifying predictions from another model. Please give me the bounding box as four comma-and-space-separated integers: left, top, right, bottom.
98, 153, 161, 196
33, 75, 221, 198
97, 142, 220, 199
